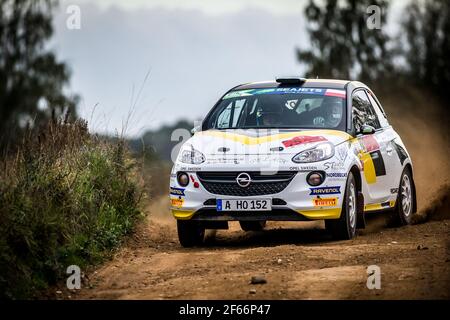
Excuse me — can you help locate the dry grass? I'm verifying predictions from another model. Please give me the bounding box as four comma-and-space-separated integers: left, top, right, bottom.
0, 115, 144, 299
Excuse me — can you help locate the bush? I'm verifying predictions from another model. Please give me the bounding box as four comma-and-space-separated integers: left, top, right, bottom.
0, 116, 143, 299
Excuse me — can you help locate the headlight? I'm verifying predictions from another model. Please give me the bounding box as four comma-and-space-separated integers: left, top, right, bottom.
180, 147, 205, 164
292, 142, 335, 163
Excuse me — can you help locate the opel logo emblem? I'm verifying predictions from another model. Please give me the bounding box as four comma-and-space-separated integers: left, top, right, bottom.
236, 172, 251, 188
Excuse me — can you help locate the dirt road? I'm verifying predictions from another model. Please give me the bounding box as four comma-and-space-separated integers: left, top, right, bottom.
73, 194, 449, 300
71, 95, 450, 300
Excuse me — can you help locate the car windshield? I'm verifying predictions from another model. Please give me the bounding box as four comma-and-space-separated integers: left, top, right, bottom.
206, 87, 347, 130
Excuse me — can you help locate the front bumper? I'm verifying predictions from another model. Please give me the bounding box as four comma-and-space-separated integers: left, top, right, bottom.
170, 171, 345, 221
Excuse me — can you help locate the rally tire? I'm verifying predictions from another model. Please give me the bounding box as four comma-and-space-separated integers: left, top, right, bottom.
325, 172, 357, 240
177, 220, 205, 247
391, 168, 415, 226
239, 221, 266, 232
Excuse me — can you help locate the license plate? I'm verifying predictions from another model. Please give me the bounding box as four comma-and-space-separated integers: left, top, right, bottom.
216, 199, 271, 211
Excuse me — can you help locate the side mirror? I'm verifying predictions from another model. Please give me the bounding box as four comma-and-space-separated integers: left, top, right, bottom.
360, 124, 376, 135
191, 125, 201, 135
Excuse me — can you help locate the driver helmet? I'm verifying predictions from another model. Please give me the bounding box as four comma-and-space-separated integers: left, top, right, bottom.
256, 102, 282, 126
322, 97, 343, 126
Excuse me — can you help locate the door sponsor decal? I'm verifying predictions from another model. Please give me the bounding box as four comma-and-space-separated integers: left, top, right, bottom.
369, 150, 386, 176
361, 135, 380, 152
357, 134, 386, 184
360, 152, 377, 184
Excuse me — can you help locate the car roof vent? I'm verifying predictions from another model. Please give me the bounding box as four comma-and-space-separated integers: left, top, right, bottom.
275, 77, 307, 85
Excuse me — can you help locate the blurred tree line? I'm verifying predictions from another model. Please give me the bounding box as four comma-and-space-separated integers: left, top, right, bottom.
128, 120, 193, 161
0, 0, 448, 158
402, 0, 450, 99
0, 0, 78, 152
298, 0, 450, 102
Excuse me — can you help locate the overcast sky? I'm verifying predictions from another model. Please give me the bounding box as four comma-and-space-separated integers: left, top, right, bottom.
53, 0, 407, 137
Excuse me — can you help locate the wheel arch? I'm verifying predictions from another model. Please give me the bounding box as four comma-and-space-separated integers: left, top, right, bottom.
403, 163, 417, 214
349, 165, 362, 192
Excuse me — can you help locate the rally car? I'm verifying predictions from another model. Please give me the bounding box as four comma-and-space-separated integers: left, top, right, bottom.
170, 78, 416, 247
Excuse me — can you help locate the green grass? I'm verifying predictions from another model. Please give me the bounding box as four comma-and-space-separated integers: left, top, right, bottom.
0, 117, 144, 299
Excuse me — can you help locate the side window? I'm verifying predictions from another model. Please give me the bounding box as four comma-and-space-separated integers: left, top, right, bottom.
215, 99, 246, 129
216, 103, 232, 128
232, 99, 245, 127
352, 90, 381, 132
367, 91, 389, 128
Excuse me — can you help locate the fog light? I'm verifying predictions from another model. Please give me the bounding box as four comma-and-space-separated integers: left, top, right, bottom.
177, 172, 189, 187
307, 171, 324, 186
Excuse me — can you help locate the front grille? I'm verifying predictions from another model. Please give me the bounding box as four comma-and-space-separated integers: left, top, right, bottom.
197, 171, 296, 196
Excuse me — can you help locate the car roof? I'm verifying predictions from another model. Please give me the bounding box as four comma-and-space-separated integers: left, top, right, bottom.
233, 78, 351, 90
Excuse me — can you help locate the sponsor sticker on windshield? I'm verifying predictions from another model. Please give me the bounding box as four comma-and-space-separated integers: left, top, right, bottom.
222, 88, 346, 100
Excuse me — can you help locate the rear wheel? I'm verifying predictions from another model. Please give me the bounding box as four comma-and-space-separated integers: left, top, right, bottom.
325, 172, 357, 240
177, 220, 205, 247
239, 221, 266, 232
391, 168, 415, 226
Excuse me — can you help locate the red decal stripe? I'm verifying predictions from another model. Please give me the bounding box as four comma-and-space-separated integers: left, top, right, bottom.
325, 89, 346, 98
282, 135, 327, 148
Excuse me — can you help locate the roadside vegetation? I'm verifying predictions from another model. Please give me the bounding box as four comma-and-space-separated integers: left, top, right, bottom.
0, 115, 144, 299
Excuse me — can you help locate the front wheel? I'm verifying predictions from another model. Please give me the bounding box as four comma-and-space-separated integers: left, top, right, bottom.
177, 220, 205, 247
325, 172, 357, 240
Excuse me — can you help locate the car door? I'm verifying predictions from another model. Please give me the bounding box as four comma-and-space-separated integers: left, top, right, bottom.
366, 90, 404, 202
352, 89, 392, 203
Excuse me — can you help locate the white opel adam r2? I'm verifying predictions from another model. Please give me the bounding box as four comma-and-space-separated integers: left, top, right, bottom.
170, 78, 417, 247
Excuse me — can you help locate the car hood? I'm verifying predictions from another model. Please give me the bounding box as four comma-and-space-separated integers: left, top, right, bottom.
178, 129, 352, 170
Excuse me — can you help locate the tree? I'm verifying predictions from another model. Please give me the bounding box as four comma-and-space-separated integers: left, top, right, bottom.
0, 0, 78, 150
297, 0, 394, 84
401, 0, 450, 99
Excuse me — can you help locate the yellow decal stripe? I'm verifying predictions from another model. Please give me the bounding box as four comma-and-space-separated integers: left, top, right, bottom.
364, 203, 383, 211
361, 152, 377, 184
364, 201, 396, 212
172, 209, 195, 220
197, 130, 351, 145
296, 208, 342, 219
